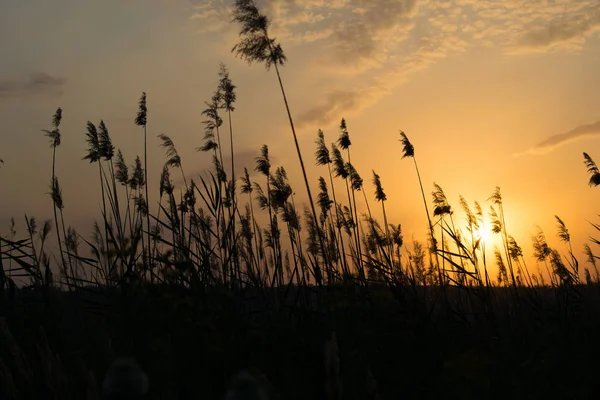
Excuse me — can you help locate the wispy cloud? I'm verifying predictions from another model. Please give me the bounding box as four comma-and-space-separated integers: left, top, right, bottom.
518, 120, 600, 156
326, 0, 418, 69
297, 30, 468, 128
192, 0, 600, 128
189, 0, 234, 33
463, 0, 600, 53
297, 85, 388, 129
516, 11, 600, 50
0, 73, 66, 100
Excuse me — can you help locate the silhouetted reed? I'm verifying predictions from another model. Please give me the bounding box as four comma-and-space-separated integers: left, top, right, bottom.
2, 13, 600, 399
41, 108, 68, 281
583, 152, 600, 187
232, 0, 329, 273
135, 92, 152, 275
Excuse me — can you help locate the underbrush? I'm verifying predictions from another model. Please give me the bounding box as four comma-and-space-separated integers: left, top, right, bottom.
2, 1, 600, 398
0, 282, 599, 399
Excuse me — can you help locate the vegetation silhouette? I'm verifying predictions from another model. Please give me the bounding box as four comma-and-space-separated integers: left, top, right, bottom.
0, 0, 600, 398
232, 0, 330, 280
583, 152, 600, 187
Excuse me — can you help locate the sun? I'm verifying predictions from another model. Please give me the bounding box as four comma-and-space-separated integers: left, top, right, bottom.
474, 226, 492, 243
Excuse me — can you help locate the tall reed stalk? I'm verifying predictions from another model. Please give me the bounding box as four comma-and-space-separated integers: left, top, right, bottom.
398, 131, 442, 285
337, 119, 364, 273
372, 171, 392, 262
232, 0, 329, 279
42, 108, 67, 281
315, 130, 348, 275
135, 92, 151, 268
218, 63, 239, 284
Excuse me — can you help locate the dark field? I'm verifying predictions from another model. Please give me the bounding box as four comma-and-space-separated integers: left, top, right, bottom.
2, 1, 600, 399
0, 283, 599, 399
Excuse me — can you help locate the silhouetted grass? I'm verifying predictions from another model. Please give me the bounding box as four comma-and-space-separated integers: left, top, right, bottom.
1, 1, 600, 398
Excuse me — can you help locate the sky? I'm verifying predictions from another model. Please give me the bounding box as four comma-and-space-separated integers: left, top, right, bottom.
1, 0, 600, 279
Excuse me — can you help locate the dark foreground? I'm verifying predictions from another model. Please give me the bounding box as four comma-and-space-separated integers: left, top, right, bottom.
0, 282, 599, 399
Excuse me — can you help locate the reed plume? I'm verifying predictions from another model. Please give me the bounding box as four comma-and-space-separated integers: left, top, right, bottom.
98, 120, 123, 243
398, 130, 442, 283
115, 151, 129, 186
41, 107, 67, 278
337, 119, 365, 276
488, 187, 517, 292
241, 167, 262, 279
584, 243, 599, 282
331, 144, 362, 275
532, 227, 554, 286
83, 121, 113, 278
134, 92, 151, 270
232, 0, 328, 272
373, 171, 392, 262
583, 152, 600, 187
315, 130, 348, 274
555, 215, 579, 279
255, 145, 279, 284
157, 134, 186, 189
218, 63, 239, 281
115, 150, 134, 238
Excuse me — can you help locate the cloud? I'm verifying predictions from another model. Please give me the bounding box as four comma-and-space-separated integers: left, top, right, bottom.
518, 120, 600, 156
193, 0, 600, 59
191, 0, 418, 67
297, 0, 600, 127
189, 0, 234, 33
191, 0, 600, 129
515, 8, 600, 51
331, 22, 378, 62
296, 30, 468, 129
460, 0, 600, 53
316, 0, 418, 71
0, 73, 66, 100
297, 85, 388, 129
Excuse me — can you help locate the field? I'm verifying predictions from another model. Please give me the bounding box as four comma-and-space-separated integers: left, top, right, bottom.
2, 0, 600, 399
0, 283, 599, 399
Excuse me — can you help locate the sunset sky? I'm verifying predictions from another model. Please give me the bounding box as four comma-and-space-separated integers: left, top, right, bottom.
1, 0, 600, 276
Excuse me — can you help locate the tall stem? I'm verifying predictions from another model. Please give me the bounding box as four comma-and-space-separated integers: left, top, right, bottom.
499, 203, 519, 298
328, 164, 348, 275
350, 184, 362, 272
344, 178, 362, 277
412, 156, 442, 285
144, 124, 151, 271
98, 163, 110, 266
214, 127, 231, 285
347, 151, 364, 279
381, 201, 392, 265
228, 110, 239, 285
248, 194, 261, 281
51, 148, 67, 285
59, 208, 74, 287
273, 62, 329, 284
109, 160, 123, 243
265, 178, 278, 286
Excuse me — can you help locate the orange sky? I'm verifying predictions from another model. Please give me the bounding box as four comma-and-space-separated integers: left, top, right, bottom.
1, 0, 600, 281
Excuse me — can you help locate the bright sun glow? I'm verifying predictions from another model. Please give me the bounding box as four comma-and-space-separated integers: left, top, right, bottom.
474, 227, 492, 243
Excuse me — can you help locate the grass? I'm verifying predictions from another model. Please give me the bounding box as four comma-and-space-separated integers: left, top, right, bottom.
1, 0, 600, 398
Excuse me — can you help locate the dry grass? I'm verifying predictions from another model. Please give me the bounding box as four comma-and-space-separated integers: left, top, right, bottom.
1, 1, 600, 398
